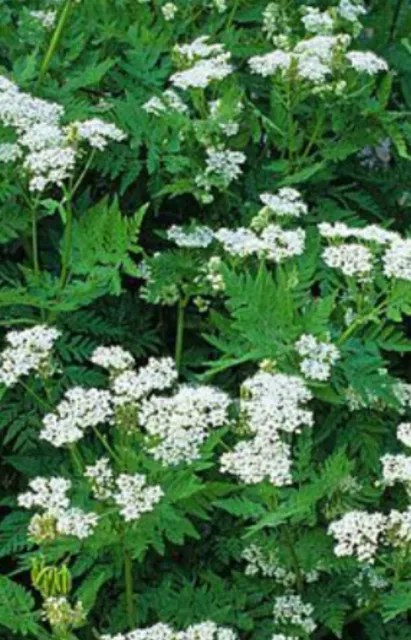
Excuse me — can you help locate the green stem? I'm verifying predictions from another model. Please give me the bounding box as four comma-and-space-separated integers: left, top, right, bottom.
59, 199, 73, 288
91, 425, 122, 464
19, 380, 54, 411
37, 0, 74, 88
299, 111, 325, 163
226, 0, 240, 29
69, 149, 96, 200
337, 300, 387, 345
69, 445, 84, 475
389, 0, 405, 43
174, 298, 186, 371
283, 528, 303, 592
32, 208, 40, 279
124, 548, 135, 629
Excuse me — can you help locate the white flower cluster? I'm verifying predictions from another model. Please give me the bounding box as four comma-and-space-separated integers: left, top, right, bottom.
346, 51, 388, 75
113, 473, 163, 522
382, 239, 411, 282
209, 99, 242, 137
84, 461, 163, 523
381, 454, 411, 492
328, 510, 386, 562
171, 37, 233, 90
112, 357, 178, 407
330, 505, 411, 561
0, 77, 125, 191
211, 0, 227, 12
386, 508, 411, 547
70, 118, 126, 150
241, 372, 313, 436
295, 334, 340, 381
143, 89, 188, 116
242, 544, 318, 587
101, 621, 237, 640
301, 7, 334, 35
40, 386, 113, 447
91, 345, 135, 372
42, 597, 84, 629
397, 422, 411, 448
318, 221, 399, 245
0, 142, 22, 163
166, 224, 214, 248
204, 147, 246, 186
174, 36, 225, 62
29, 10, 57, 29
359, 138, 391, 170
18, 477, 98, 542
214, 228, 262, 257
260, 188, 308, 219
319, 222, 411, 282
271, 636, 298, 640
215, 225, 305, 263
139, 384, 231, 465
0, 325, 60, 387
273, 595, 317, 634
322, 243, 374, 279
249, 29, 386, 90
221, 437, 293, 486
204, 255, 225, 292
162, 2, 178, 21
220, 371, 312, 485
338, 0, 366, 23
84, 457, 115, 500
260, 225, 305, 263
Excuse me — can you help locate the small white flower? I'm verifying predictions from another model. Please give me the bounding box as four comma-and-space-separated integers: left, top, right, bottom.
29, 10, 57, 29
273, 595, 317, 634
91, 345, 135, 372
346, 51, 388, 75
301, 7, 334, 34
260, 188, 308, 218
161, 2, 177, 21
296, 334, 340, 381
40, 387, 113, 448
397, 422, 411, 448
71, 118, 126, 150
383, 239, 411, 281
322, 243, 373, 279
0, 325, 60, 387
171, 54, 233, 90
204, 147, 246, 185
166, 224, 214, 248
214, 227, 262, 257
113, 474, 163, 522
328, 510, 387, 562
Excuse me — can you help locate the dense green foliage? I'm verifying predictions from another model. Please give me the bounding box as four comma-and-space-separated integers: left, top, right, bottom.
1, 1, 411, 639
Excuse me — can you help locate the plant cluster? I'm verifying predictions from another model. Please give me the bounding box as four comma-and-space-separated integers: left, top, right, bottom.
1, 1, 411, 640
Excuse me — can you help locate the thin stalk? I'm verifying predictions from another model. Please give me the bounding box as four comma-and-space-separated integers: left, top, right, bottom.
337, 300, 387, 345
389, 0, 405, 43
286, 77, 295, 164
124, 548, 135, 629
226, 0, 241, 29
37, 0, 74, 88
283, 528, 303, 592
69, 149, 96, 200
174, 298, 186, 371
299, 111, 325, 163
59, 199, 73, 288
32, 208, 40, 279
91, 425, 122, 464
69, 445, 84, 475
19, 380, 54, 412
